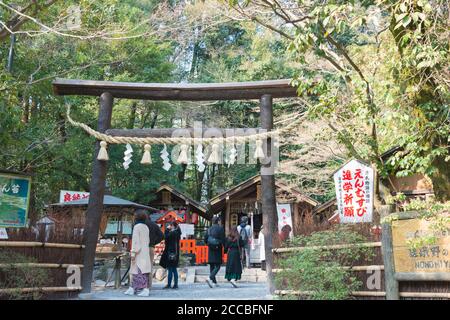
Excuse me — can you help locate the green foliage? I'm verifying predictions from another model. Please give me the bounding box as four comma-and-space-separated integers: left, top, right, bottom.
381, 197, 450, 249
275, 226, 374, 300
232, 0, 450, 199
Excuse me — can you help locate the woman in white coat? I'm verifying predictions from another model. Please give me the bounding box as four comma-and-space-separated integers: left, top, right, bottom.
124, 211, 152, 297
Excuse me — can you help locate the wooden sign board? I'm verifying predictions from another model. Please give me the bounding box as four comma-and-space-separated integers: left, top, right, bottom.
392, 218, 450, 274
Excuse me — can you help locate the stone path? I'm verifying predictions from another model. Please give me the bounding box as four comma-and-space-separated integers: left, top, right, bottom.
86, 282, 271, 300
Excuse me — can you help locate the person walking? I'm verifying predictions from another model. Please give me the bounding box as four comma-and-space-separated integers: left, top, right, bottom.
237, 216, 252, 269
159, 221, 181, 289
124, 211, 152, 297
224, 227, 245, 288
144, 210, 164, 289
204, 216, 225, 288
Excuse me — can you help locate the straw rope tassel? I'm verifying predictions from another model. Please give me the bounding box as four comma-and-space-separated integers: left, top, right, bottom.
178, 144, 189, 164
208, 143, 221, 164
97, 141, 109, 161
254, 139, 265, 160
140, 144, 152, 164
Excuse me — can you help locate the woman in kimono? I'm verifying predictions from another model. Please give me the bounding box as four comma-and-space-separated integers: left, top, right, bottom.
124, 211, 152, 297
224, 227, 245, 288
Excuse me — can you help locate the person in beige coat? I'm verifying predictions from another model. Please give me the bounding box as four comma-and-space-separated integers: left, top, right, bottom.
124, 211, 152, 297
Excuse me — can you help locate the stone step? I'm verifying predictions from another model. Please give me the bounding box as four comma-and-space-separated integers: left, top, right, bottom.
194, 275, 267, 283
195, 269, 266, 277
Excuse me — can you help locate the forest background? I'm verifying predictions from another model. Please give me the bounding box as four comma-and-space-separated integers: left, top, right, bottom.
0, 0, 448, 221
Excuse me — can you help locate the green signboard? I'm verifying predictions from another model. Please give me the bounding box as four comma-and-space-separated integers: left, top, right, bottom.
0, 172, 31, 228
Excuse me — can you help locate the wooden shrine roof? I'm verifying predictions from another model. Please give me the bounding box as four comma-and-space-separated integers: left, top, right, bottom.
49, 195, 157, 211
152, 184, 208, 214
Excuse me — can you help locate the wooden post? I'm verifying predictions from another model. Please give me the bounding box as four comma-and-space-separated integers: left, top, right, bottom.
225, 199, 231, 235
380, 205, 399, 300
81, 92, 113, 294
114, 256, 121, 289
259, 94, 278, 295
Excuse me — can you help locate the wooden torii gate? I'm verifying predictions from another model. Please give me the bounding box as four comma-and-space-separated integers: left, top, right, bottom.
52, 78, 299, 294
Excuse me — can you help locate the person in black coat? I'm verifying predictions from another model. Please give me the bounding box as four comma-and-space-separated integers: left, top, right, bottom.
224, 227, 245, 288
159, 221, 181, 289
137, 210, 164, 289
204, 216, 225, 287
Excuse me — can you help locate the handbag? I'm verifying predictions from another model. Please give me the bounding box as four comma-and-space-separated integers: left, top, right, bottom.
168, 251, 177, 263
167, 233, 178, 263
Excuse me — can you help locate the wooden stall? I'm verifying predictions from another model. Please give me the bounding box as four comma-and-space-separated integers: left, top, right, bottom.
209, 175, 318, 264
209, 175, 318, 236
149, 184, 210, 238
46, 195, 156, 246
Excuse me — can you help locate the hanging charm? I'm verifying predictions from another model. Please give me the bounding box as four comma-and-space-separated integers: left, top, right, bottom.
207, 143, 221, 164
160, 144, 171, 171
140, 144, 152, 165
97, 141, 109, 161
254, 139, 265, 160
195, 144, 205, 172
177, 144, 189, 164
226, 144, 237, 168
123, 143, 133, 170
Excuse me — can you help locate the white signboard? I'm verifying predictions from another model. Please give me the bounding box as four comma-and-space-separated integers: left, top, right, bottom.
0, 228, 8, 239
105, 220, 132, 235
276, 203, 293, 240
179, 223, 195, 239
334, 159, 374, 223
59, 190, 90, 203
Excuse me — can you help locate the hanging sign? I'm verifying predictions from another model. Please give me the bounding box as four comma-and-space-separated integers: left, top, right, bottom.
276, 203, 293, 241
0, 172, 31, 228
59, 190, 90, 203
334, 159, 374, 223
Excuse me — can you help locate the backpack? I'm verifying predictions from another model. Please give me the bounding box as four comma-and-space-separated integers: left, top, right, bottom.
207, 228, 221, 249
240, 226, 250, 244
147, 220, 164, 246
151, 227, 164, 246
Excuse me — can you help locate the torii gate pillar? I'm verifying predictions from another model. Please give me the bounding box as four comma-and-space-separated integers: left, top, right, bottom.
260, 94, 278, 295
81, 92, 113, 294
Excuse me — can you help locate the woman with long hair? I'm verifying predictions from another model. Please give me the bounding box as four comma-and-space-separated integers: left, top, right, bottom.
224, 226, 245, 288
159, 221, 181, 289
124, 211, 152, 296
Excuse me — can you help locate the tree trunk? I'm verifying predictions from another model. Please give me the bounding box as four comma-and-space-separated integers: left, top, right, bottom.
178, 163, 187, 182
127, 102, 137, 129
388, 9, 450, 201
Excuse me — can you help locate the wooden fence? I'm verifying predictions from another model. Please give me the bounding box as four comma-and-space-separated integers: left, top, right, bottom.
155, 239, 228, 265
0, 228, 84, 299
273, 222, 449, 300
